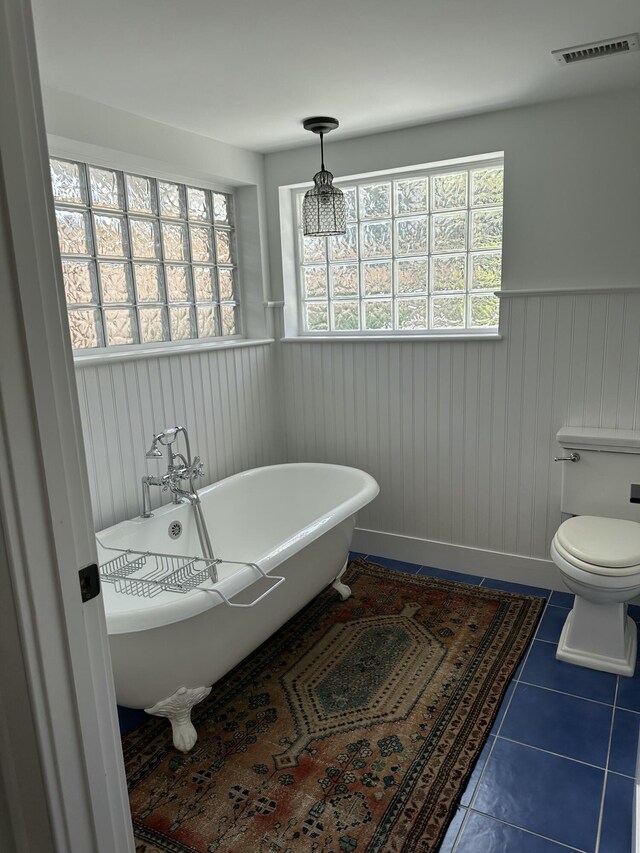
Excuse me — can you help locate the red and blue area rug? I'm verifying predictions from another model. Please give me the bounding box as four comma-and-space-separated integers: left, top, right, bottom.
124, 558, 544, 852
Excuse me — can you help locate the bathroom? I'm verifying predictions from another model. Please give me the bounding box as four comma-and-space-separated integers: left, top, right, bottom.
1, 0, 639, 851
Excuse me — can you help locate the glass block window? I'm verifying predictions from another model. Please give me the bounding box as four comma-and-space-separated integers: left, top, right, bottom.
295, 157, 503, 334
50, 158, 239, 349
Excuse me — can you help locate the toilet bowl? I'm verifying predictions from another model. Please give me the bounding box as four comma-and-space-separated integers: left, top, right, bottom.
551, 515, 640, 676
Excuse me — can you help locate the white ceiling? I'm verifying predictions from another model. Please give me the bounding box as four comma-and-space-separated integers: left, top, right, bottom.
31, 0, 640, 153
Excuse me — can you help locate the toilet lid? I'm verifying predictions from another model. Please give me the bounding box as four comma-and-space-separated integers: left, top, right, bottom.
556, 516, 640, 568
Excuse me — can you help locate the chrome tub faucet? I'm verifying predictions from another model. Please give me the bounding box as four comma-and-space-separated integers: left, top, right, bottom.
141, 426, 215, 569
141, 426, 204, 517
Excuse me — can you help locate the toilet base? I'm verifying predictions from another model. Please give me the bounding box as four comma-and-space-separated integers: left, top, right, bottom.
556, 598, 637, 676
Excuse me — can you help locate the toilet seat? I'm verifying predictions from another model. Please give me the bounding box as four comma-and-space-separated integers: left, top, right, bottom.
553, 538, 640, 577
554, 516, 640, 577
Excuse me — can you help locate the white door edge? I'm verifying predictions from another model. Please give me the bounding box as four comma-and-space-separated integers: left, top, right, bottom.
0, 1, 134, 851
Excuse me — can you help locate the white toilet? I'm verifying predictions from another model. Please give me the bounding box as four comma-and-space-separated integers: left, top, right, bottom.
551, 427, 640, 676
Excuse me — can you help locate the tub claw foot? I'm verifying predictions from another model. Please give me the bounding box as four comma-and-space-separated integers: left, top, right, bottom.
332, 559, 352, 601
333, 579, 352, 600
145, 686, 211, 752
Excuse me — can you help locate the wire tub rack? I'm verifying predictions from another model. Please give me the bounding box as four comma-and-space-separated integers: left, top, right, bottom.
98, 547, 285, 608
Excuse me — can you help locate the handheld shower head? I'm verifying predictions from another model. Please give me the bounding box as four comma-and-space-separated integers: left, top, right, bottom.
145, 437, 163, 458
145, 426, 190, 466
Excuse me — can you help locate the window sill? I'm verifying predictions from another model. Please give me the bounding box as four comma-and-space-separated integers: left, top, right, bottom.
73, 337, 274, 368
281, 332, 502, 343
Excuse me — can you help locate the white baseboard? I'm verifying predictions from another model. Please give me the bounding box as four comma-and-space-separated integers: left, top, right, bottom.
352, 527, 564, 591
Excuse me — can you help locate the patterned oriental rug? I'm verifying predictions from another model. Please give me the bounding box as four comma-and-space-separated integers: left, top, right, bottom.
125, 559, 544, 853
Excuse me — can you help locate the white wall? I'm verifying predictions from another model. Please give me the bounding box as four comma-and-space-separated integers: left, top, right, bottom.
43, 87, 273, 338
265, 90, 640, 573
42, 89, 284, 531
42, 86, 640, 573
76, 344, 280, 531
43, 87, 264, 189
266, 90, 640, 296
281, 290, 640, 564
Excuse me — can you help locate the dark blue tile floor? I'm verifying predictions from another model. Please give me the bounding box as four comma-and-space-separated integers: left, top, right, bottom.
359, 552, 638, 853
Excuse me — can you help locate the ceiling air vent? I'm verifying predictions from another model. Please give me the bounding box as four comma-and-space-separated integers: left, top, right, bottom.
552, 33, 639, 65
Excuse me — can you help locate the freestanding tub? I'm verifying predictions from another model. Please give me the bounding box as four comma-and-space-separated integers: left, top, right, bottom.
97, 463, 379, 750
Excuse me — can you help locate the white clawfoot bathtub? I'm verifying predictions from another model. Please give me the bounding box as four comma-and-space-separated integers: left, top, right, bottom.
97, 463, 379, 751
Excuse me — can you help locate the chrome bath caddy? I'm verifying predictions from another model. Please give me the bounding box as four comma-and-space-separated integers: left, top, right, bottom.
98, 547, 285, 608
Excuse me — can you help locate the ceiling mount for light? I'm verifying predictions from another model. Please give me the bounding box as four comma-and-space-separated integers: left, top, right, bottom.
302, 116, 346, 237
303, 117, 340, 134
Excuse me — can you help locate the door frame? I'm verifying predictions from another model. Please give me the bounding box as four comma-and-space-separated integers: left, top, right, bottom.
0, 1, 134, 850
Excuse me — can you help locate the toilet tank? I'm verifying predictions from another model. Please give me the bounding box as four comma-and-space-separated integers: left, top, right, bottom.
557, 427, 640, 521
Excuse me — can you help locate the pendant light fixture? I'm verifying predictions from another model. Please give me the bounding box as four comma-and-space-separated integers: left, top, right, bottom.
302, 117, 346, 237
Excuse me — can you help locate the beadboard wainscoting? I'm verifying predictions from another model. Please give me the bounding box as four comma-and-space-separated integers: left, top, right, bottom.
75, 342, 282, 531
281, 290, 640, 565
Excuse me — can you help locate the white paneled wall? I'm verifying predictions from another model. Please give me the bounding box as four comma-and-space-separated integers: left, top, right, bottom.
75, 343, 282, 531
75, 291, 640, 561
281, 291, 640, 561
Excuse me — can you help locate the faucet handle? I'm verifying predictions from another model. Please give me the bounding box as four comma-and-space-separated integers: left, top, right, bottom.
191, 457, 204, 478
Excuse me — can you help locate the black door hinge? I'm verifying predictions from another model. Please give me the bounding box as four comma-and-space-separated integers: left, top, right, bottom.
79, 563, 100, 603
